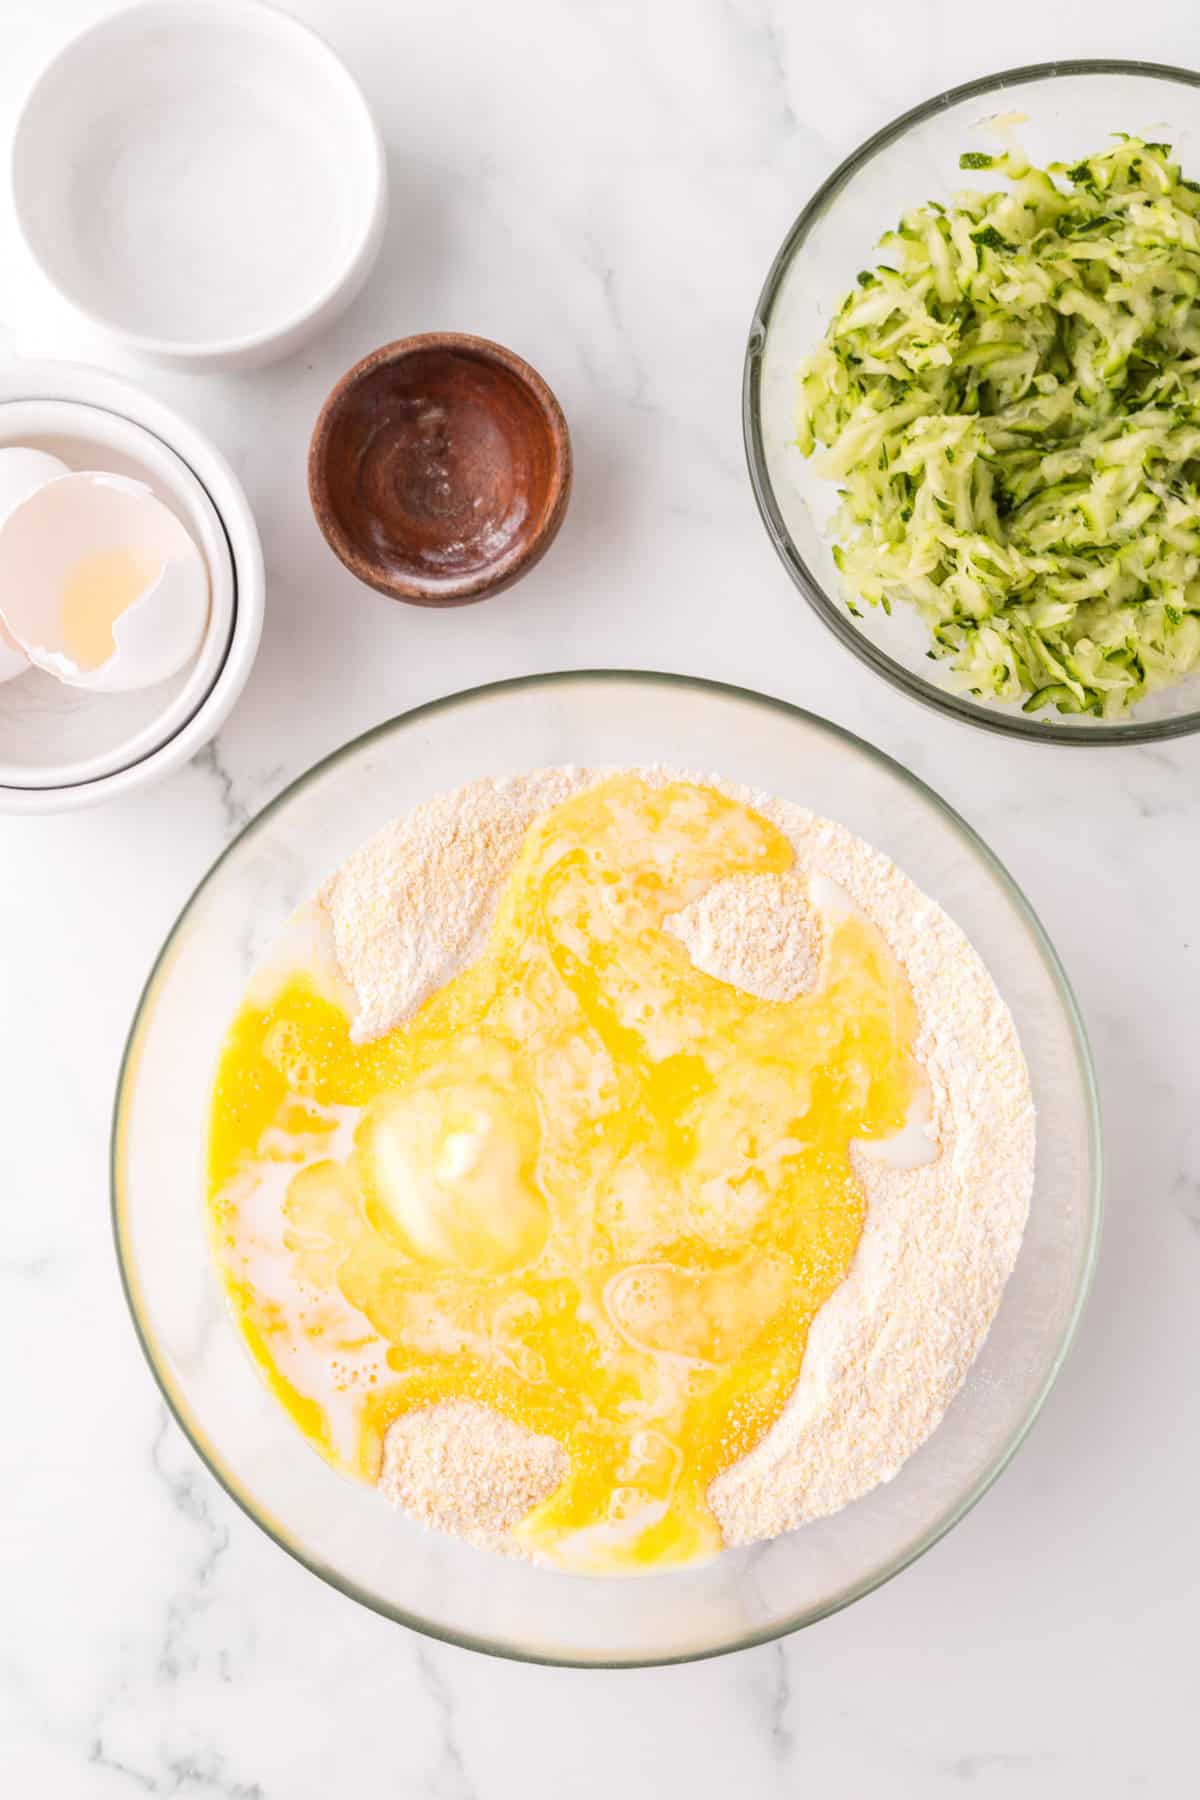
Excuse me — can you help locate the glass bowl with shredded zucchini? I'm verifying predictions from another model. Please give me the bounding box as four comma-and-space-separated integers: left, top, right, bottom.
746, 61, 1200, 741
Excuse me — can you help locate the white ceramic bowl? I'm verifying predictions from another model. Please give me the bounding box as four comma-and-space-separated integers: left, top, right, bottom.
0, 363, 264, 815
0, 400, 235, 789
11, 1, 387, 371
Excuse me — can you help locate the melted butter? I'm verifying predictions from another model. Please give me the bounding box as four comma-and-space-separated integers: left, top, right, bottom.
207, 775, 922, 1572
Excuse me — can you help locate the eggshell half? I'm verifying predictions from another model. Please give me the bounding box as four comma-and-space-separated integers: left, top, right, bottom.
0, 447, 70, 684
0, 471, 209, 692
0, 624, 28, 685
0, 446, 70, 518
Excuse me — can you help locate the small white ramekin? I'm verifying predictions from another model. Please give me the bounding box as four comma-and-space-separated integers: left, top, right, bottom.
0, 400, 236, 790
11, 2, 387, 372
0, 363, 264, 815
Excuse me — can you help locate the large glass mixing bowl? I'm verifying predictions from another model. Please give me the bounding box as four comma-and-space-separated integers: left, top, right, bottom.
745, 61, 1200, 743
112, 673, 1101, 1664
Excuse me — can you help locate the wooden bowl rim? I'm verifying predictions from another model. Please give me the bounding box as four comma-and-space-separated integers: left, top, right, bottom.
307, 331, 572, 607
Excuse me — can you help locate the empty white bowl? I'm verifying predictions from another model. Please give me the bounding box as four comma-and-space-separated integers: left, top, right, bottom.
11, 1, 387, 370
0, 363, 264, 814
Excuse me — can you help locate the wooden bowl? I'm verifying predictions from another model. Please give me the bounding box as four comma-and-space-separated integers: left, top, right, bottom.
308, 333, 572, 606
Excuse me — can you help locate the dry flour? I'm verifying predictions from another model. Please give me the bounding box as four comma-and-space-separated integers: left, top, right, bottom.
320, 768, 1034, 1554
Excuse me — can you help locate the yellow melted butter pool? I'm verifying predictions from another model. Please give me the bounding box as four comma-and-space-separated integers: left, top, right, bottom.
208, 774, 923, 1572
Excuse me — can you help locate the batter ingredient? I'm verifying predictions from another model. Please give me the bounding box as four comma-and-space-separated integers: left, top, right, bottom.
796, 136, 1200, 716
208, 766, 1034, 1569
210, 773, 925, 1570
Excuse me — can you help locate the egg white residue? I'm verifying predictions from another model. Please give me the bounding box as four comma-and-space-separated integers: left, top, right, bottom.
0, 471, 209, 692
221, 1109, 392, 1467
807, 874, 938, 1171
0, 448, 71, 684
537, 1497, 677, 1575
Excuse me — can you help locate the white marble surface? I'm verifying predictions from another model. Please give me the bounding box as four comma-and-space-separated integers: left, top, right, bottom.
2, 0, 1198, 1792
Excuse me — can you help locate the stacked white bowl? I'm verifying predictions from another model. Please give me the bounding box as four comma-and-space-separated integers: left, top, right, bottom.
0, 364, 264, 814
2, 0, 391, 811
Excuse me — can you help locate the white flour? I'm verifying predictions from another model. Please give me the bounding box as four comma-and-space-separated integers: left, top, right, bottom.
319, 767, 1034, 1554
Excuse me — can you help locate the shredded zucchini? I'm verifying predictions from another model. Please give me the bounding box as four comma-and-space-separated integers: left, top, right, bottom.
797, 136, 1200, 716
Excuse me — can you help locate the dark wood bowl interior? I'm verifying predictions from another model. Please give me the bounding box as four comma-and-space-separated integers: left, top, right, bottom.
308, 334, 571, 606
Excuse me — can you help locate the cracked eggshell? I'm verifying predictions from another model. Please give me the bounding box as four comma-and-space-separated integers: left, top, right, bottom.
0, 447, 71, 682
0, 623, 27, 684
0, 471, 209, 692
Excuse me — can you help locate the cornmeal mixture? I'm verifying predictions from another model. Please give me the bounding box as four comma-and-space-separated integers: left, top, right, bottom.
207, 769, 1034, 1572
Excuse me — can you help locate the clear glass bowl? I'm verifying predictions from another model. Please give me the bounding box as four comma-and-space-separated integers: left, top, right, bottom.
745, 61, 1200, 744
112, 673, 1101, 1664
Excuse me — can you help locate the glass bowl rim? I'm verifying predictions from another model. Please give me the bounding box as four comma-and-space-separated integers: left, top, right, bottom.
743, 57, 1200, 746
110, 670, 1104, 1666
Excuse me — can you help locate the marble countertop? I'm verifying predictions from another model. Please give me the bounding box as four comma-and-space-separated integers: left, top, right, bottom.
3, 1, 1198, 1793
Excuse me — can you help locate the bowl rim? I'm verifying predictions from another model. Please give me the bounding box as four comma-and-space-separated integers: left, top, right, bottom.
110, 669, 1104, 1666
0, 361, 264, 814
744, 57, 1200, 746
307, 331, 573, 606
10, 0, 387, 366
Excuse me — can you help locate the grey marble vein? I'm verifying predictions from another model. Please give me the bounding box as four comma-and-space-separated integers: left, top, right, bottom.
192, 739, 251, 840
765, 1642, 794, 1762
943, 1750, 1065, 1783
1174, 1167, 1200, 1235
414, 1646, 478, 1800
88, 1737, 265, 1799
148, 1411, 231, 1684
0, 1249, 66, 1281
722, 0, 799, 143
